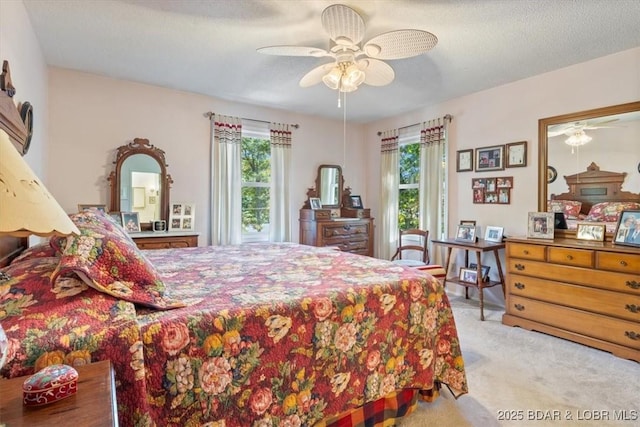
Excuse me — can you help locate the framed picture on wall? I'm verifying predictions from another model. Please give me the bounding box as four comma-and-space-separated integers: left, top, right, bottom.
456, 149, 473, 172
505, 141, 527, 168
475, 145, 504, 172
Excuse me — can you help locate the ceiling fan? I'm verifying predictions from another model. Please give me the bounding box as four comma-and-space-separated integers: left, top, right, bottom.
547, 119, 619, 137
257, 4, 438, 93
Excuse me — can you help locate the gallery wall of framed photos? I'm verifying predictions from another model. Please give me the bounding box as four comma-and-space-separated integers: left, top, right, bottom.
472, 176, 513, 204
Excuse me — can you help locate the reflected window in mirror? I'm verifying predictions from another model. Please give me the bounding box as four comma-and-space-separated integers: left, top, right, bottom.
315, 165, 343, 209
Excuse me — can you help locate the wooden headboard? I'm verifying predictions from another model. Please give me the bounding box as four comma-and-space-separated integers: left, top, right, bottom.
0, 60, 30, 266
551, 162, 640, 215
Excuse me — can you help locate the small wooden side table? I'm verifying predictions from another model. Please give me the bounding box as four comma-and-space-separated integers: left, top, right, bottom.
432, 238, 506, 320
0, 360, 118, 426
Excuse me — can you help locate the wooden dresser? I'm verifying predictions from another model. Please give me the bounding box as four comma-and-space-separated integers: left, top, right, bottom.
299, 209, 374, 256
132, 231, 199, 250
503, 237, 640, 362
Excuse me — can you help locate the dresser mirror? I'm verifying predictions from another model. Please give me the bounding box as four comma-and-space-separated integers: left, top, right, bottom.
108, 138, 172, 226
538, 101, 640, 214
316, 164, 343, 208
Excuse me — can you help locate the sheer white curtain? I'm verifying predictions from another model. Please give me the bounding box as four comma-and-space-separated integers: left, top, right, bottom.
378, 130, 399, 260
418, 117, 449, 264
210, 114, 242, 245
269, 123, 292, 242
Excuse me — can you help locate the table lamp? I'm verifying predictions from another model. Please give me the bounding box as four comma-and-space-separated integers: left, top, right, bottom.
0, 127, 79, 372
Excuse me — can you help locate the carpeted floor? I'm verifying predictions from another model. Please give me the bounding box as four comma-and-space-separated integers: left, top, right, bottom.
398, 294, 640, 426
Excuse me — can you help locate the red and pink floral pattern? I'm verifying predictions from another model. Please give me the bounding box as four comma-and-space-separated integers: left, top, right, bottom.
50, 210, 184, 309
1, 243, 467, 426
548, 199, 583, 219
586, 201, 640, 222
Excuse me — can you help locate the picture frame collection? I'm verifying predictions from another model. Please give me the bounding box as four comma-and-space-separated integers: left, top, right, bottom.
456, 141, 527, 173
472, 176, 513, 204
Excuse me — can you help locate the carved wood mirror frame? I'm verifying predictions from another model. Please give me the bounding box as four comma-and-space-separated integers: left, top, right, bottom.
108, 138, 173, 226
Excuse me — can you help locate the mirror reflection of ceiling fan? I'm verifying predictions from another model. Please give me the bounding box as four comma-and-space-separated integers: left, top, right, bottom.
257, 4, 438, 94
547, 118, 620, 137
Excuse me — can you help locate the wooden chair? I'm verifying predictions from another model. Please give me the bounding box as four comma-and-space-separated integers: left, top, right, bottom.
391, 228, 429, 267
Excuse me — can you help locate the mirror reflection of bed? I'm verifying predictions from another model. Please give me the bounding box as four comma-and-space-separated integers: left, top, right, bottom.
548, 162, 640, 239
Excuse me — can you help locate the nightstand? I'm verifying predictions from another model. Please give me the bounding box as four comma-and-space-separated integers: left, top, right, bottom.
0, 360, 118, 426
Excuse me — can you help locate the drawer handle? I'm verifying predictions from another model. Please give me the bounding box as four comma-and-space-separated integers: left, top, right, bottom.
343, 225, 351, 231
514, 304, 525, 311
626, 281, 640, 290
566, 255, 573, 260
620, 260, 628, 267
514, 282, 525, 290
625, 304, 639, 314
523, 250, 529, 255
624, 331, 639, 341
515, 263, 525, 271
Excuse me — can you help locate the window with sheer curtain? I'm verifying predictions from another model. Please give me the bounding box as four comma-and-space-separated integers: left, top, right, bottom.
241, 121, 271, 242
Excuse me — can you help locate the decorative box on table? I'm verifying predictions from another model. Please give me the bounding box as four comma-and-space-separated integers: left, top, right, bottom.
23, 364, 78, 406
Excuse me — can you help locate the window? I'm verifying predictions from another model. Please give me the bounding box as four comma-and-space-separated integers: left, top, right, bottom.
398, 129, 420, 230
241, 121, 270, 242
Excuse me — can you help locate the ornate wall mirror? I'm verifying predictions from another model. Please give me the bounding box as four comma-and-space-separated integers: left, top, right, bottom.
538, 101, 640, 213
108, 138, 172, 226
315, 164, 343, 208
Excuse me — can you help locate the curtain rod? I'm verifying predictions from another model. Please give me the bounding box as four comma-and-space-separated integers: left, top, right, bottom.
377, 114, 452, 136
205, 111, 299, 129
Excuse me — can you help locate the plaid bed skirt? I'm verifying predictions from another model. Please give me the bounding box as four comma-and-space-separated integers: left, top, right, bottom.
317, 387, 441, 427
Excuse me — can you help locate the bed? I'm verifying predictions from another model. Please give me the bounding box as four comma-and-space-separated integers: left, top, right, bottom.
0, 66, 467, 426
549, 162, 640, 237
0, 223, 467, 426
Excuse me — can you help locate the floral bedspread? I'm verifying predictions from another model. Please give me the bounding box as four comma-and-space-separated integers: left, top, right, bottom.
1, 243, 467, 426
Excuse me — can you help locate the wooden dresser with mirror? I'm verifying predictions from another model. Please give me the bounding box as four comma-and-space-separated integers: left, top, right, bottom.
503, 100, 640, 361
108, 138, 198, 249
299, 165, 374, 256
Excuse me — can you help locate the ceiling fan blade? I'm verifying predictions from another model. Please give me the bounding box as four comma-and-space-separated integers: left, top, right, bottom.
321, 4, 365, 46
299, 63, 336, 87
363, 30, 438, 60
358, 58, 395, 86
257, 45, 330, 57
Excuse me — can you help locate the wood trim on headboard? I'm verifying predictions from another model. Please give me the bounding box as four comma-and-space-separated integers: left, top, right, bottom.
0, 60, 29, 266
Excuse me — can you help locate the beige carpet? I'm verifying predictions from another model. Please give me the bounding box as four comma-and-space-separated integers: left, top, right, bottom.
398, 295, 640, 427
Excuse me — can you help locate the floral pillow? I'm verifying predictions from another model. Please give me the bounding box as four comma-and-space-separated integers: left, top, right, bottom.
547, 200, 582, 219
50, 210, 184, 310
586, 202, 640, 222
10, 241, 57, 265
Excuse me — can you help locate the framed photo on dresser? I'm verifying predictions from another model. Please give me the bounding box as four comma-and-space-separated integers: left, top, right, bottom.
613, 210, 640, 247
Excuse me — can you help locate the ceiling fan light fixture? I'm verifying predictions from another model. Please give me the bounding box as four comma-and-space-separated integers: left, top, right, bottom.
565, 130, 592, 147
322, 67, 342, 90
343, 64, 365, 87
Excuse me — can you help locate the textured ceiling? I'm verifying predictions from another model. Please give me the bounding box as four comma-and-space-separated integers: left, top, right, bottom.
23, 0, 640, 123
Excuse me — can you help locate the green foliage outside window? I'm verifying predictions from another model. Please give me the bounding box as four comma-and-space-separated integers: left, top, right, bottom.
242, 137, 270, 232
399, 143, 420, 230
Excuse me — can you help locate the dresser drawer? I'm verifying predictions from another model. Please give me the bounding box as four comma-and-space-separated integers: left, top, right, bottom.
508, 274, 640, 322
507, 242, 546, 261
507, 259, 640, 295
321, 223, 369, 238
547, 246, 594, 268
508, 295, 640, 351
597, 251, 640, 275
